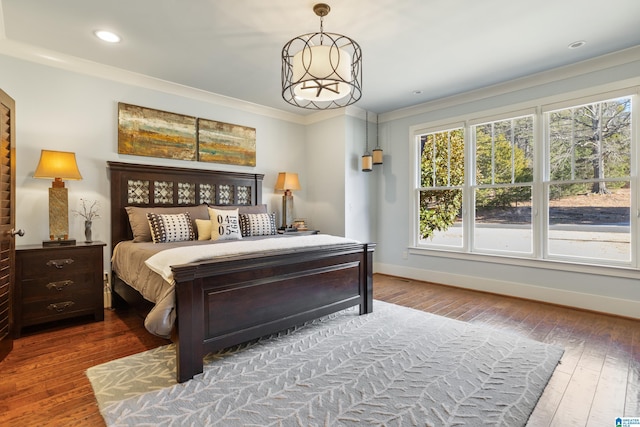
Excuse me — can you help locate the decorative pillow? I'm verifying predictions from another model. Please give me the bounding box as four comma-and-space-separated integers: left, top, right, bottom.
239, 212, 277, 237
208, 207, 241, 241
195, 218, 212, 240
208, 204, 268, 215
126, 205, 209, 242
146, 212, 195, 243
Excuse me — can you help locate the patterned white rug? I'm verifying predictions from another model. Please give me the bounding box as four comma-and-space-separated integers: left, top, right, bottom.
87, 300, 563, 427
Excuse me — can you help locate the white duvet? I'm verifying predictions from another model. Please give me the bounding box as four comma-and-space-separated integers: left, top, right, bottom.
145, 234, 358, 283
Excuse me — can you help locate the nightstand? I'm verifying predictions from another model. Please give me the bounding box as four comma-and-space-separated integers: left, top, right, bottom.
277, 229, 319, 236
293, 229, 319, 235
13, 241, 106, 337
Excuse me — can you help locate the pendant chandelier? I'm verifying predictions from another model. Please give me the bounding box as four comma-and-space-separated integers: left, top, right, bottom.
362, 111, 373, 172
282, 3, 362, 110
372, 115, 383, 165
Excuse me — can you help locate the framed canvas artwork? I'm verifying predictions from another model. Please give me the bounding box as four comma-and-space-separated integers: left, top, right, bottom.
118, 103, 197, 161
197, 118, 256, 167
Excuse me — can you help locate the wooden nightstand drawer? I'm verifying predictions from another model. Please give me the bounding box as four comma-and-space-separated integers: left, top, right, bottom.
20, 291, 97, 323
17, 249, 96, 279
20, 271, 97, 301
13, 242, 106, 337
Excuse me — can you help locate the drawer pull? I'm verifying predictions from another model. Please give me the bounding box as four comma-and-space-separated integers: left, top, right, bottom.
47, 301, 75, 312
46, 258, 74, 269
46, 280, 74, 292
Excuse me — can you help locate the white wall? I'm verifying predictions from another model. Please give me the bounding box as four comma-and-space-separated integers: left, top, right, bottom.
0, 54, 307, 270
375, 46, 640, 318
344, 113, 378, 243
303, 112, 377, 243
304, 116, 346, 236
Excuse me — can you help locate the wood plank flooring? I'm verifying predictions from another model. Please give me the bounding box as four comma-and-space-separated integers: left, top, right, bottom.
1, 273, 638, 426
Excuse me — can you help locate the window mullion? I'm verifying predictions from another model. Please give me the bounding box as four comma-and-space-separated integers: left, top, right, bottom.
511, 120, 515, 184
534, 107, 546, 260
465, 121, 473, 253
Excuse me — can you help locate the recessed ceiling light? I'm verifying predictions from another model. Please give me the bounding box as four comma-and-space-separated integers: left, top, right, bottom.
94, 30, 121, 43
568, 40, 586, 49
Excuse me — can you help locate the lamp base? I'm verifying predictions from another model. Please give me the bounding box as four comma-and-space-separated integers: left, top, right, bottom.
42, 239, 76, 247
49, 187, 70, 240
281, 193, 294, 229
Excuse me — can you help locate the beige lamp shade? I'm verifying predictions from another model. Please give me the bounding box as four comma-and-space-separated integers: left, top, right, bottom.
292, 45, 352, 102
372, 148, 383, 165
362, 153, 373, 172
274, 172, 301, 192
34, 150, 83, 186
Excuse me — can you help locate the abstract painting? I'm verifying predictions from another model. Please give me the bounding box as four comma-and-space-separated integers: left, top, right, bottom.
118, 103, 197, 161
197, 118, 256, 166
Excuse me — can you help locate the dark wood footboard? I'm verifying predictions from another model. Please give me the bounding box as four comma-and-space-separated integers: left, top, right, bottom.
172, 242, 375, 382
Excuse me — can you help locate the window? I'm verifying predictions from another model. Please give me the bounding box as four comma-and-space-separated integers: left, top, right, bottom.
417, 127, 464, 248
472, 115, 534, 254
545, 97, 631, 263
412, 92, 635, 268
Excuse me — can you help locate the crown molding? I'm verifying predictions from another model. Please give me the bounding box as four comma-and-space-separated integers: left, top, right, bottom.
0, 38, 308, 124
382, 45, 640, 123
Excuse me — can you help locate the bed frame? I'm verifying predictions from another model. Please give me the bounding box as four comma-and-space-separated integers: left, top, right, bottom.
108, 161, 375, 382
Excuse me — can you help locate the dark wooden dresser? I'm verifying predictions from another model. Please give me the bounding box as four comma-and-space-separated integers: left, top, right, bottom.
13, 241, 105, 337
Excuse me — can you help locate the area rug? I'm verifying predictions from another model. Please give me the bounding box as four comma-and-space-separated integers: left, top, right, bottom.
87, 300, 563, 427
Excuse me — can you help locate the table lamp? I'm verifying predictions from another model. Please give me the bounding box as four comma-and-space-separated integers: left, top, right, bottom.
33, 150, 83, 245
274, 172, 301, 229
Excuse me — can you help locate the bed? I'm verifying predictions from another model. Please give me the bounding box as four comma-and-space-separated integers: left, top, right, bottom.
108, 161, 375, 383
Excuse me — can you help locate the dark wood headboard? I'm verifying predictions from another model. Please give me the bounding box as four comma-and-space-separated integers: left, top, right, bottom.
108, 161, 264, 249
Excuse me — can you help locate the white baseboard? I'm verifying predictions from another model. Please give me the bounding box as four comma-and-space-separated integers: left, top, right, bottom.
374, 263, 640, 320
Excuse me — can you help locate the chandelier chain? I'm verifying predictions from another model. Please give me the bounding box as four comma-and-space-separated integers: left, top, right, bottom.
365, 111, 369, 151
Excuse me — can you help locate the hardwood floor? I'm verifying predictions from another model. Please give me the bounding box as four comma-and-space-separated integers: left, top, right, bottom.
1, 274, 638, 426
0, 307, 169, 427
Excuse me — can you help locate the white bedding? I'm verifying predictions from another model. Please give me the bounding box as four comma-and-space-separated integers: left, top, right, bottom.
145, 234, 358, 283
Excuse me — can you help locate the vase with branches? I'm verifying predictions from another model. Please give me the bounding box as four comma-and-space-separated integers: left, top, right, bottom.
73, 199, 100, 242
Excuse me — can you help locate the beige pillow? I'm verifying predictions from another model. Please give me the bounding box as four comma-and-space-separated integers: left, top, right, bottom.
125, 205, 209, 242
195, 218, 212, 240
208, 207, 242, 241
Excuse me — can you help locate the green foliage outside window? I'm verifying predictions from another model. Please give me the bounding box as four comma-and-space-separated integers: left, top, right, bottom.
419, 129, 464, 239
475, 122, 533, 208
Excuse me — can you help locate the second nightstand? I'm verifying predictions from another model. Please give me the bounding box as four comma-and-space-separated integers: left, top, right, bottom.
13, 241, 106, 337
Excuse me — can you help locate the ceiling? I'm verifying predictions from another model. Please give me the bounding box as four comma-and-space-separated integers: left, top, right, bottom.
2, 0, 640, 115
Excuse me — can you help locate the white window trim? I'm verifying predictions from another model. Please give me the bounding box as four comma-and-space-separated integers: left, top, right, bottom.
410, 86, 639, 271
